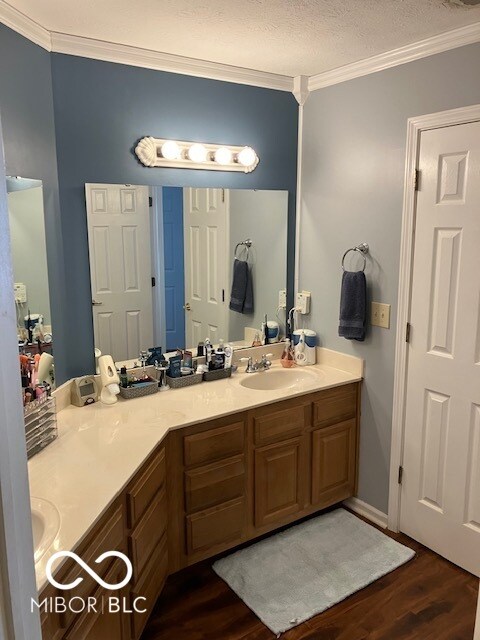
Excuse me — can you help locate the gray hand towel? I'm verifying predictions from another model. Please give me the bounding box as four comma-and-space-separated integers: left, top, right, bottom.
338, 271, 367, 341
229, 259, 254, 314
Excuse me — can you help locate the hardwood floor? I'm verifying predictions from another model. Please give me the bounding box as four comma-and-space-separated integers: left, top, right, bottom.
141, 511, 479, 640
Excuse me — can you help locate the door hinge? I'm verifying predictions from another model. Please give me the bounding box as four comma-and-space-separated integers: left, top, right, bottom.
398, 466, 404, 484
222, 289, 225, 303
221, 189, 225, 203
151, 276, 156, 287
405, 322, 411, 343
149, 196, 153, 207
414, 169, 420, 191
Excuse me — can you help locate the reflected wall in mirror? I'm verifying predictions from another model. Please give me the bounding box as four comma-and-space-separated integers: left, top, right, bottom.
7, 177, 53, 354
85, 185, 288, 363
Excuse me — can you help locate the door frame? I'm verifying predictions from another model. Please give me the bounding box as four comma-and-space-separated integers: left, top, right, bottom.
388, 104, 480, 532
0, 119, 42, 637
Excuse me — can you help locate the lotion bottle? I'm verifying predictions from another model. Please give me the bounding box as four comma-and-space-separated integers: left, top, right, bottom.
280, 338, 296, 368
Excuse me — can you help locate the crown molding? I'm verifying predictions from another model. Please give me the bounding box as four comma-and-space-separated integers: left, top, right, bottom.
1, 0, 479, 95
308, 21, 480, 91
0, 0, 51, 50
49, 32, 294, 92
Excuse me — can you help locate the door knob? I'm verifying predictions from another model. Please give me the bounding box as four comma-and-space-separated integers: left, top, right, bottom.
92, 300, 103, 306
184, 302, 191, 311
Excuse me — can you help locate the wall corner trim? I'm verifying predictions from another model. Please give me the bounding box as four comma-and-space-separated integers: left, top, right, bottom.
343, 497, 388, 529
49, 32, 294, 92
0, 0, 51, 50
293, 75, 309, 105
308, 21, 480, 91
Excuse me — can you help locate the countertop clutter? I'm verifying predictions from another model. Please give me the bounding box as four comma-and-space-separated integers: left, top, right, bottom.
29, 347, 363, 591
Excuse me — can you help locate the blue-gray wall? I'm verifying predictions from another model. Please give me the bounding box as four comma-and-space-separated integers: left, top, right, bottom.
300, 42, 480, 513
0, 24, 68, 382
51, 54, 298, 379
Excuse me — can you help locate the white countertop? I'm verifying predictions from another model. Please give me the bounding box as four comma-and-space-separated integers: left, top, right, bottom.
29, 349, 362, 592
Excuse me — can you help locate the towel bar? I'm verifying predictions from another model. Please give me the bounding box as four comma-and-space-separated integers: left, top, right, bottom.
235, 238, 253, 261
341, 242, 369, 272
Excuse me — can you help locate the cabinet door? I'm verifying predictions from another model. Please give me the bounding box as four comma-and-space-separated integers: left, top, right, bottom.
64, 560, 127, 640
311, 419, 356, 507
255, 439, 303, 528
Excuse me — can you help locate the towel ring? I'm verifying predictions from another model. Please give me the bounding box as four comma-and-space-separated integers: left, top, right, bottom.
235, 238, 253, 261
342, 243, 369, 272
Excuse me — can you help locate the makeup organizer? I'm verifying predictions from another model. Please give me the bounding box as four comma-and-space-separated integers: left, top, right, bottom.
24, 395, 57, 459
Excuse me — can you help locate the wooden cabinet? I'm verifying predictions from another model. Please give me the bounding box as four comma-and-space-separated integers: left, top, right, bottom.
311, 419, 357, 507
41, 447, 168, 640
41, 382, 361, 640
179, 415, 248, 564
126, 447, 168, 639
254, 439, 304, 527
64, 560, 128, 640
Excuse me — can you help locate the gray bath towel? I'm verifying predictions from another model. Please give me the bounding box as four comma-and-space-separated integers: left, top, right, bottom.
339, 270, 367, 341
229, 259, 254, 314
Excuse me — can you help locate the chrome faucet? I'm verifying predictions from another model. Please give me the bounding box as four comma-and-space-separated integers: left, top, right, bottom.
240, 354, 273, 373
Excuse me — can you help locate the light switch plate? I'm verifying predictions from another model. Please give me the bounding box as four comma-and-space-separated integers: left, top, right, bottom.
371, 302, 391, 329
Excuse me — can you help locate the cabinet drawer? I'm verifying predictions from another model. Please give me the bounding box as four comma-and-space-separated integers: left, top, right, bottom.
185, 455, 245, 513
131, 532, 169, 640
186, 497, 245, 556
127, 447, 166, 529
313, 384, 357, 427
59, 503, 125, 630
184, 422, 244, 467
253, 404, 306, 445
129, 487, 167, 583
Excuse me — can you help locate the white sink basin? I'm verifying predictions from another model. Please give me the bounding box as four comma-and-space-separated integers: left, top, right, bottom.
31, 497, 60, 564
239, 368, 321, 391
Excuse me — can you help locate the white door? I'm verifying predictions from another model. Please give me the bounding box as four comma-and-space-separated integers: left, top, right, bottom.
85, 183, 154, 361
401, 121, 480, 576
183, 188, 227, 348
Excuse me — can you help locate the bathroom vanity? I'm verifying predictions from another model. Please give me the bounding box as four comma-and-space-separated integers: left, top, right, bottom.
31, 352, 362, 640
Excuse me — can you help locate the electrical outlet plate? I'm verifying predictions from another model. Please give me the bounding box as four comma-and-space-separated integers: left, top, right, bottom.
371, 302, 391, 329
278, 289, 286, 309
14, 282, 27, 304
296, 290, 311, 315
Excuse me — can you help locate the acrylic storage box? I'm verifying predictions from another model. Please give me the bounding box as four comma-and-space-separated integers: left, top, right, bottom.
24, 396, 57, 459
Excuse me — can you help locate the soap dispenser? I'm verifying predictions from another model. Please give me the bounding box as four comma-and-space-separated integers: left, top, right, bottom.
280, 338, 296, 368
98, 355, 120, 405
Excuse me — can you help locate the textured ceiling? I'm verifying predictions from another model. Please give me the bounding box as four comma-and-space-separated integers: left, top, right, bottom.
7, 0, 480, 76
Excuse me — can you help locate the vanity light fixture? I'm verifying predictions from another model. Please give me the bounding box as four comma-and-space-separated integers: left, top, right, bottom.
214, 146, 233, 165
160, 140, 181, 160
187, 143, 208, 163
135, 136, 259, 173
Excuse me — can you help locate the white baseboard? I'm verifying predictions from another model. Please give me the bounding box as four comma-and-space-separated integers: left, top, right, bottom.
343, 497, 388, 529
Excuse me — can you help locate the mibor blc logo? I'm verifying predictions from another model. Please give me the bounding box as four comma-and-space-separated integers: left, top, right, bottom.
32, 550, 147, 615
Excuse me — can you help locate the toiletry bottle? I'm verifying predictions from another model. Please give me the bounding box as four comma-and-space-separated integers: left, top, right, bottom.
262, 314, 268, 345
281, 338, 296, 368
205, 338, 213, 366
120, 366, 128, 388
252, 331, 262, 347
224, 344, 233, 369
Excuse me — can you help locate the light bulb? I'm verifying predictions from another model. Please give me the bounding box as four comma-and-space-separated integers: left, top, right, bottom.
237, 146, 257, 167
161, 140, 180, 160
188, 144, 208, 163
214, 147, 233, 165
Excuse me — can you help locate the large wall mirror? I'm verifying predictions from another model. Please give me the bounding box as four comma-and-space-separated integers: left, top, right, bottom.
8, 176, 53, 354
85, 185, 289, 364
